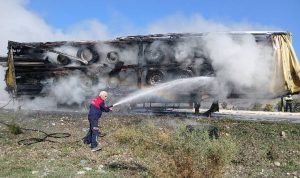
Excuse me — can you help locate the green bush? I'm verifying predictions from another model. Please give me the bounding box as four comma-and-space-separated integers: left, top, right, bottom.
114, 124, 238, 178
263, 104, 274, 112
7, 123, 22, 135
171, 126, 237, 178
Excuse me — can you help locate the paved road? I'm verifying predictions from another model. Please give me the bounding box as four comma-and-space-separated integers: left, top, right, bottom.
212, 110, 300, 123
131, 108, 300, 123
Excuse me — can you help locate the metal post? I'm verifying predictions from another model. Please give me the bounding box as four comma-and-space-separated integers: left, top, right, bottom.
280, 96, 284, 112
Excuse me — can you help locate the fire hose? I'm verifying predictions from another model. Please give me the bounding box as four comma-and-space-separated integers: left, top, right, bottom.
0, 121, 71, 145
0, 120, 114, 146
0, 99, 13, 109
17, 128, 71, 145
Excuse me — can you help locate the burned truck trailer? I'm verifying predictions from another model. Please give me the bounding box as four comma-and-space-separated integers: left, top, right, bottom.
3, 31, 300, 109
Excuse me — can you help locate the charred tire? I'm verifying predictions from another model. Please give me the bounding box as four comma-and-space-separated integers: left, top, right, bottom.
76, 46, 99, 64
57, 54, 71, 65
144, 44, 164, 63
176, 70, 193, 79
107, 76, 120, 89
106, 51, 119, 64
146, 70, 165, 85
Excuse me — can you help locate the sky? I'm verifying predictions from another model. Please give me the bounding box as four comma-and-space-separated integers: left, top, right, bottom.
0, 0, 299, 55
24, 0, 300, 56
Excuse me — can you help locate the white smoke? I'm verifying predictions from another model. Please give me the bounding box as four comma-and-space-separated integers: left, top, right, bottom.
146, 14, 278, 34
0, 0, 62, 55
202, 33, 274, 98
51, 76, 88, 105
173, 38, 206, 65
17, 74, 108, 110
49, 75, 107, 105
94, 42, 140, 65
0, 66, 10, 104
146, 15, 278, 99
147, 15, 228, 34
118, 45, 139, 65
0, 0, 111, 55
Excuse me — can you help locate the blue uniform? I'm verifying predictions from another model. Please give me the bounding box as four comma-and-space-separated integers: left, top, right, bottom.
84, 97, 111, 149
88, 99, 110, 120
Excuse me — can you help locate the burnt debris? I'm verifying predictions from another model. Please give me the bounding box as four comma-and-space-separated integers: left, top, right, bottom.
2, 32, 291, 112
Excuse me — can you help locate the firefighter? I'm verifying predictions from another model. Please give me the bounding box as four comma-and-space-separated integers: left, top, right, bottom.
83, 91, 113, 152
284, 94, 293, 112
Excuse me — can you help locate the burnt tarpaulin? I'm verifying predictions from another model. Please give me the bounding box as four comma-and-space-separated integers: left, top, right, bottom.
271, 33, 300, 94
5, 47, 17, 95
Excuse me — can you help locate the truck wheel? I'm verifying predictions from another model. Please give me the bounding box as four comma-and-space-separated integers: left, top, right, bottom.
176, 70, 193, 79
57, 54, 71, 65
106, 51, 119, 64
77, 46, 99, 64
144, 44, 164, 63
146, 70, 165, 85
107, 76, 120, 89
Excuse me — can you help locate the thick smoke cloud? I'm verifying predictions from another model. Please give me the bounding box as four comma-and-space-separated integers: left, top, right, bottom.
0, 0, 111, 55
148, 15, 277, 97
203, 34, 274, 98
146, 15, 277, 99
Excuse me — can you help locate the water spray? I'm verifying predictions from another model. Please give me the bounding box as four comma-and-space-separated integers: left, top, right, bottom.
112, 76, 216, 107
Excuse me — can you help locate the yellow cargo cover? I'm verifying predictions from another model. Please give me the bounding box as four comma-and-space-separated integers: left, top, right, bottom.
271, 33, 300, 95
5, 47, 17, 96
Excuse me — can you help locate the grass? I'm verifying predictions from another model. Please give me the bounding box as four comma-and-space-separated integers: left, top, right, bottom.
0, 111, 299, 177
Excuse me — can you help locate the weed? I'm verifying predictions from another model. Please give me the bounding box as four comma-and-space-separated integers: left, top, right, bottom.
264, 104, 274, 112
266, 145, 280, 161
221, 102, 228, 109
1, 112, 299, 178
7, 123, 23, 135
171, 126, 237, 178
